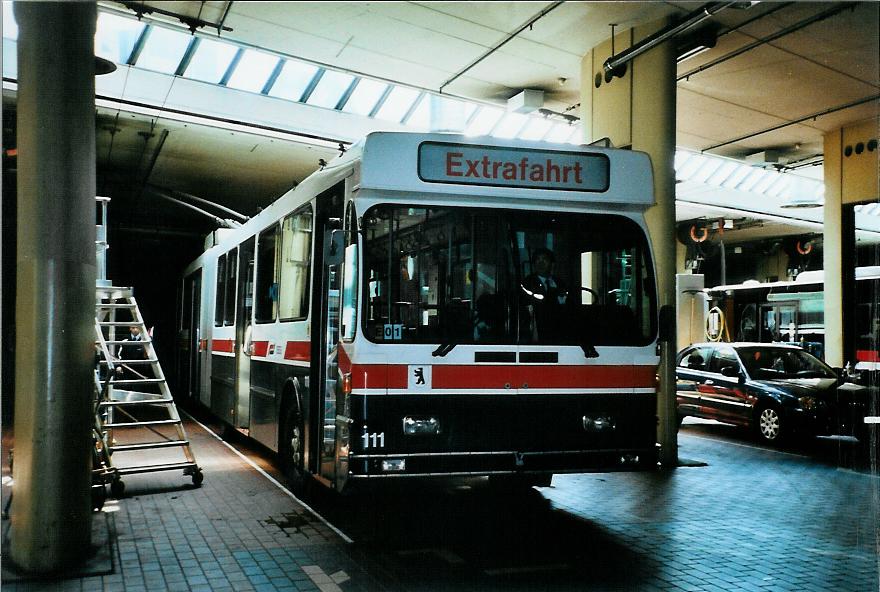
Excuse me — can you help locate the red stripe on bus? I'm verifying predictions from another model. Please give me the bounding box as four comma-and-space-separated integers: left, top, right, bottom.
345, 363, 656, 390
212, 339, 234, 353
252, 341, 269, 357
350, 364, 408, 389
433, 364, 656, 389
857, 350, 880, 363
284, 341, 311, 362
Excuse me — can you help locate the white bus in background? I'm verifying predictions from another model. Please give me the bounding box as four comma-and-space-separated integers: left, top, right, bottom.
177, 131, 661, 493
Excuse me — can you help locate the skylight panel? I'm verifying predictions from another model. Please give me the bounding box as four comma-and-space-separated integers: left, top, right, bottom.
543, 122, 574, 143
406, 94, 430, 129
689, 159, 723, 184
674, 151, 693, 172
705, 161, 738, 186
95, 13, 145, 64
737, 169, 766, 192
183, 37, 237, 84
720, 164, 752, 188
677, 153, 710, 180
464, 106, 503, 136
3, 2, 17, 40
374, 86, 421, 122
268, 60, 320, 101
306, 69, 354, 109
342, 78, 388, 115
134, 26, 191, 73
518, 117, 554, 141
764, 176, 790, 197
226, 49, 279, 93
752, 170, 779, 194
435, 97, 476, 131
492, 113, 529, 138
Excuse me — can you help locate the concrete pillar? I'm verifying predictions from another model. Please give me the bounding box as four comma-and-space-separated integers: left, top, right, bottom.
581, 17, 678, 467
11, 1, 97, 573
823, 119, 879, 368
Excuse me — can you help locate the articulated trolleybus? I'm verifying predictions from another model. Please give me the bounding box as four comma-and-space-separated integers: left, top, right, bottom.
179, 132, 660, 492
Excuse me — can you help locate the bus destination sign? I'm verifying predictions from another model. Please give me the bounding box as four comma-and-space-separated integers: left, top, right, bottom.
417, 141, 609, 192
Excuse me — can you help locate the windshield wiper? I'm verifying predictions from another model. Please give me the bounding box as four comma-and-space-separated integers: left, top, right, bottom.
580, 343, 599, 358
432, 343, 458, 357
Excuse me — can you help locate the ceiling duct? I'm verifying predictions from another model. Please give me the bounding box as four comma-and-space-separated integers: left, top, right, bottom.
745, 150, 786, 166
507, 89, 544, 114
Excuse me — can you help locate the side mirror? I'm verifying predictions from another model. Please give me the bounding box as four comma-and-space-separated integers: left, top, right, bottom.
324, 229, 344, 266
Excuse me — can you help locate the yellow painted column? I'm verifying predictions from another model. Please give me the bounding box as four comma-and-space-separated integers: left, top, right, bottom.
823, 119, 879, 368
581, 18, 678, 467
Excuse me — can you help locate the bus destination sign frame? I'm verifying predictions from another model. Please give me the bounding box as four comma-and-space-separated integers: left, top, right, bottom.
417, 141, 610, 193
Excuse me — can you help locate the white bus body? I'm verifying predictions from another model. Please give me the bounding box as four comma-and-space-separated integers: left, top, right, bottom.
178, 132, 661, 491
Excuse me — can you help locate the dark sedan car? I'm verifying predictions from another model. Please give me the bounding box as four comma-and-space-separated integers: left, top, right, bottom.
676, 342, 866, 444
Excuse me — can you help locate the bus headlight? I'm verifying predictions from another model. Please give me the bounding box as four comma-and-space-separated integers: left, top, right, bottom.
403, 416, 441, 435
583, 415, 616, 432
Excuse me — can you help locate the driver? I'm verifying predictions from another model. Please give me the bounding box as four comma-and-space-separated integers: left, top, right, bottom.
522, 247, 567, 305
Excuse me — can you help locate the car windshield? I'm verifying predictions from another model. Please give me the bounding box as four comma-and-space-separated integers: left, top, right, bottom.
361, 205, 656, 346
735, 346, 836, 380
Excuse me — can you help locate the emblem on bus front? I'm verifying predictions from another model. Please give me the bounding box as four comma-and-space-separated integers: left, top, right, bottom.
409, 365, 431, 390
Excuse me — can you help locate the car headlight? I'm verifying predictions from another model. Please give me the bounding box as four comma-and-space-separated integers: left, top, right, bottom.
798, 396, 819, 410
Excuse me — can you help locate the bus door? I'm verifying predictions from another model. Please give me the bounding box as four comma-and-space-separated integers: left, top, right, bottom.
760, 303, 797, 342
235, 237, 255, 430
180, 270, 202, 400
316, 230, 342, 485
309, 184, 346, 487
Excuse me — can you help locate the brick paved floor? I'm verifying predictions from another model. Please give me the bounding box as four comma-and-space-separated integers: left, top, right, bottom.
1, 417, 381, 592
543, 428, 880, 591
2, 417, 878, 591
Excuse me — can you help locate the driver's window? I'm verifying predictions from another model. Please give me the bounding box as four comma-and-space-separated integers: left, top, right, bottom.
709, 347, 739, 375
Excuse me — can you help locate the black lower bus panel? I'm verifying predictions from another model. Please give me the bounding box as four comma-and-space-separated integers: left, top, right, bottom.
347, 392, 658, 478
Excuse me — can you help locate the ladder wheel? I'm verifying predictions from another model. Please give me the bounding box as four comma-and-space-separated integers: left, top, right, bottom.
110, 478, 125, 498
91, 485, 106, 511
192, 469, 204, 487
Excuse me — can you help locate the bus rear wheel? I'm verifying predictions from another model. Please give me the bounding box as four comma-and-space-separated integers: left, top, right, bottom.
281, 399, 307, 493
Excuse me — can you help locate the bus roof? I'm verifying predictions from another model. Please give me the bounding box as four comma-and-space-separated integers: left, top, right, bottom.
356, 131, 654, 207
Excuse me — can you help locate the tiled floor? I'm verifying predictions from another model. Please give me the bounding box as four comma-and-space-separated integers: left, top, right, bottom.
2, 417, 878, 591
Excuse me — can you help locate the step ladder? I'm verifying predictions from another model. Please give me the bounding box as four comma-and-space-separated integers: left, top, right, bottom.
95, 285, 203, 496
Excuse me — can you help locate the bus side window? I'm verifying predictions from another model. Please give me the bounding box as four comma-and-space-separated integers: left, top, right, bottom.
224, 247, 237, 326
255, 223, 280, 323
279, 206, 313, 321
214, 253, 226, 327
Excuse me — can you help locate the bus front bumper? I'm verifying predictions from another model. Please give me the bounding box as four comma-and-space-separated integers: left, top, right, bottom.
347, 445, 660, 478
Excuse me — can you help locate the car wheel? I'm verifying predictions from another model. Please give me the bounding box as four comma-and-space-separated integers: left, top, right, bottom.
756, 405, 784, 444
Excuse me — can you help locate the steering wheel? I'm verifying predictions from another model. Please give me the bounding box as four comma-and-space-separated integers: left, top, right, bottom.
580, 286, 602, 305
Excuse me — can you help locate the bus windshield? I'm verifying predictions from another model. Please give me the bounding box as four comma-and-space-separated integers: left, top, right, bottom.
361, 205, 656, 347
